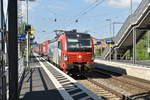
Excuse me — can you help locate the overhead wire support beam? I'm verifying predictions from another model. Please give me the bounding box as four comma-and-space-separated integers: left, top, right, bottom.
8, 0, 18, 100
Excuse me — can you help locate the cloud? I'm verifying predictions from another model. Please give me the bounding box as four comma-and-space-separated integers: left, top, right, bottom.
108, 0, 142, 8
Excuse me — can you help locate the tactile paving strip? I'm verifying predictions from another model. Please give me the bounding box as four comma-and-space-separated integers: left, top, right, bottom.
35, 54, 102, 100
43, 63, 94, 100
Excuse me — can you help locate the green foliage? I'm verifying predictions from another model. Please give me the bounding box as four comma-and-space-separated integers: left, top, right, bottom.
124, 32, 150, 60
136, 32, 150, 60
124, 49, 132, 58
95, 49, 101, 56
95, 48, 104, 56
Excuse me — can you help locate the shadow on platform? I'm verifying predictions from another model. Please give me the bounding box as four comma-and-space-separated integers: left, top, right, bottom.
20, 89, 63, 100
95, 63, 127, 75
19, 64, 63, 100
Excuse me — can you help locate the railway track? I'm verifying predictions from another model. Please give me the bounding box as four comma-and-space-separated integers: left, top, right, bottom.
76, 73, 127, 100
93, 68, 150, 99
76, 68, 150, 100
95, 68, 150, 89
77, 77, 125, 100
95, 68, 150, 92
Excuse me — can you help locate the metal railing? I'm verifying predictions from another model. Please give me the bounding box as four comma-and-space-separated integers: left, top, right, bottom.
115, 0, 150, 45
102, 0, 150, 59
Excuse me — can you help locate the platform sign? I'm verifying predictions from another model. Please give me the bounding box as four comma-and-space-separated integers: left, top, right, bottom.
106, 40, 112, 44
18, 34, 26, 40
96, 41, 101, 45
108, 44, 113, 47
106, 40, 114, 44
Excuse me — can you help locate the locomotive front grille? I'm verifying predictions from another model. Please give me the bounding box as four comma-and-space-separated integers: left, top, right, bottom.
68, 54, 92, 62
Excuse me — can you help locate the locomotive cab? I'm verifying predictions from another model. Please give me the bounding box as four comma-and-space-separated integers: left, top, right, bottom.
62, 32, 95, 75
48, 30, 95, 76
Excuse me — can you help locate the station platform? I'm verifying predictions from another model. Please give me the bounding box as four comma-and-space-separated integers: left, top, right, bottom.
19, 53, 102, 100
94, 59, 150, 81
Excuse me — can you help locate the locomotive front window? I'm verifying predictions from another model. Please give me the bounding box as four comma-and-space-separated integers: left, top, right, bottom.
67, 38, 79, 48
79, 39, 91, 48
67, 37, 92, 52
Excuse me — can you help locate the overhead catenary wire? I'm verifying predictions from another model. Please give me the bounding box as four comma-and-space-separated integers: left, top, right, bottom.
75, 0, 105, 21
74, 0, 99, 19
35, 30, 55, 43
61, 0, 100, 29
62, 0, 105, 29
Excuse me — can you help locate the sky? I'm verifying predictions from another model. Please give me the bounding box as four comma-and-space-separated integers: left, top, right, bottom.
18, 0, 142, 43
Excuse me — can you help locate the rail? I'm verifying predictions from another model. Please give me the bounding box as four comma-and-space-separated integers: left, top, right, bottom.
87, 78, 125, 99
95, 68, 150, 99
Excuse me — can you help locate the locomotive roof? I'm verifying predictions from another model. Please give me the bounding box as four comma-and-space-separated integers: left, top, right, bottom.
65, 32, 91, 38
49, 31, 91, 43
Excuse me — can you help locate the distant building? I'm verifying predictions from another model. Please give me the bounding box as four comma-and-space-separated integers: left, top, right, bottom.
92, 37, 107, 49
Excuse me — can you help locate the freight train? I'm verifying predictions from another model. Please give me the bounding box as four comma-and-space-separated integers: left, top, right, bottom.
33, 30, 95, 75
32, 40, 50, 56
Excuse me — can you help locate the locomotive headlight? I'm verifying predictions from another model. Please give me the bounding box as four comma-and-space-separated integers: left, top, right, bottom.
64, 54, 68, 61
78, 55, 82, 58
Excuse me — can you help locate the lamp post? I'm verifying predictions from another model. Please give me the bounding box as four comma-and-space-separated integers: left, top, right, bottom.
19, 0, 35, 68
130, 0, 133, 16
112, 22, 123, 38
106, 18, 112, 61
112, 22, 123, 60
129, 0, 136, 64
106, 18, 112, 37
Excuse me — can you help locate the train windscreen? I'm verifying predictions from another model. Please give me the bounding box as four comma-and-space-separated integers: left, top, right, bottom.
67, 33, 92, 52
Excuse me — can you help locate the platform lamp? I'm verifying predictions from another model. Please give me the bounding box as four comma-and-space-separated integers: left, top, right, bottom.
106, 18, 112, 37
130, 0, 133, 16
112, 22, 123, 39
106, 18, 113, 61
112, 22, 123, 61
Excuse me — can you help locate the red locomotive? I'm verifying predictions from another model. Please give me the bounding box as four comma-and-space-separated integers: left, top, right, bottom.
47, 30, 95, 75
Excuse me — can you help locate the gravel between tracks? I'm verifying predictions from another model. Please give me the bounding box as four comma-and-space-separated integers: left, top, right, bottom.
77, 71, 150, 100
77, 79, 121, 100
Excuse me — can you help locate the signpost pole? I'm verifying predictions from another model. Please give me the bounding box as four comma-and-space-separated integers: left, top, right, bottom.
26, 32, 29, 68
